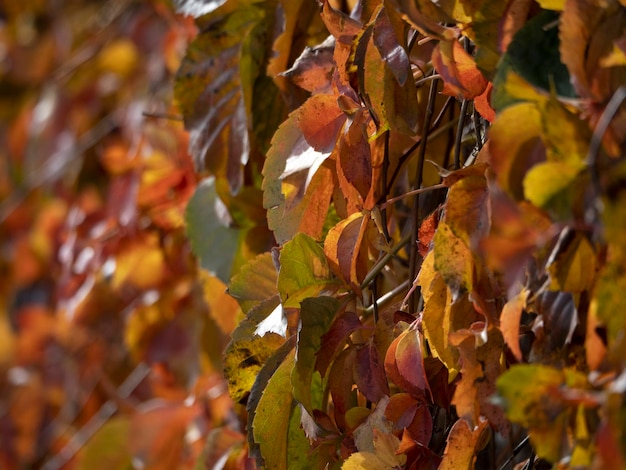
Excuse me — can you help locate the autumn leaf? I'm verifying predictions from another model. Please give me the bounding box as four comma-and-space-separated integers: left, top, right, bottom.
432, 39, 488, 99
500, 289, 529, 361
251, 349, 297, 469
439, 418, 488, 470
263, 106, 335, 244
292, 296, 339, 414
277, 233, 339, 308
496, 364, 569, 462
175, 1, 269, 193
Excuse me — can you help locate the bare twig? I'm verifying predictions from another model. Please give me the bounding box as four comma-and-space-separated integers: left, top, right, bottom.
42, 363, 151, 470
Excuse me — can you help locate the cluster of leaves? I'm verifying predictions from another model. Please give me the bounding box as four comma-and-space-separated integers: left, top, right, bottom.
177, 0, 626, 468
0, 1, 240, 468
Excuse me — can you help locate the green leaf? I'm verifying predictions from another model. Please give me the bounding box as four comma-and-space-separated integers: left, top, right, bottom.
251, 349, 297, 470
186, 176, 240, 283
292, 297, 340, 414
496, 364, 568, 462
278, 233, 339, 308
228, 252, 278, 313
433, 222, 474, 298
76, 417, 132, 470
523, 160, 585, 220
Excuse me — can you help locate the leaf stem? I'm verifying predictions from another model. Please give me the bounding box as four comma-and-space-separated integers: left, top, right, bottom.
453, 98, 469, 169
379, 183, 446, 210
360, 231, 412, 290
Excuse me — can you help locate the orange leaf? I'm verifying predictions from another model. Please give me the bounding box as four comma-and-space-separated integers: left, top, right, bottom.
500, 289, 529, 361
432, 40, 488, 99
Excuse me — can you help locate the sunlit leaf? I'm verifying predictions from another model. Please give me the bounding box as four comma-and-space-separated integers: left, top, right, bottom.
263, 108, 335, 244
356, 16, 418, 135
251, 349, 296, 470
223, 297, 285, 403
433, 222, 474, 298
439, 418, 488, 470
523, 160, 584, 220
324, 212, 368, 291
500, 288, 529, 362
417, 252, 479, 376
278, 233, 339, 308
384, 325, 430, 397
443, 164, 489, 247
228, 252, 278, 313
432, 39, 488, 99
537, 0, 565, 10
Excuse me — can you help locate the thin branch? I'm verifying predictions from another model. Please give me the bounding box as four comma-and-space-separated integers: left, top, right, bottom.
587, 86, 626, 198
360, 231, 412, 290
408, 78, 439, 313
453, 98, 469, 169
386, 97, 456, 193
364, 279, 410, 315
42, 363, 151, 470
472, 105, 484, 150
142, 111, 184, 121
380, 183, 446, 210
497, 435, 531, 470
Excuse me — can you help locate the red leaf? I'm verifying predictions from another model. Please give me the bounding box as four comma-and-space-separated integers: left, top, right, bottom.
355, 340, 390, 403
316, 311, 363, 377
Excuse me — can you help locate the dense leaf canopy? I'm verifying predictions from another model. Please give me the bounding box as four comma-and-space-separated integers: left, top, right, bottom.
1, 0, 626, 468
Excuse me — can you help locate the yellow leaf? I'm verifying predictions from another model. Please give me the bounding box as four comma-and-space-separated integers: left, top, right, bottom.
112, 233, 167, 290
536, 0, 565, 10
523, 161, 583, 216
489, 102, 544, 200
98, 39, 139, 77
599, 44, 626, 67
548, 234, 597, 292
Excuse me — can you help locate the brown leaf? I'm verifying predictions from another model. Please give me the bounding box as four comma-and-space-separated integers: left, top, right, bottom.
449, 324, 509, 434
438, 417, 488, 470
